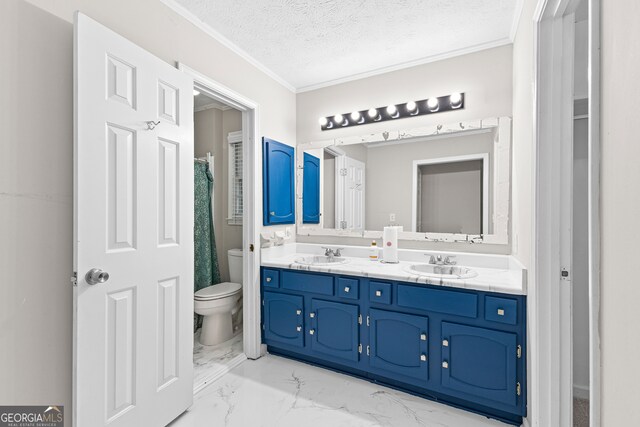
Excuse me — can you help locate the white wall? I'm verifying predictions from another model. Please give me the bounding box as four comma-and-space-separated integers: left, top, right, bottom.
601, 0, 640, 423
0, 0, 296, 424
297, 45, 513, 253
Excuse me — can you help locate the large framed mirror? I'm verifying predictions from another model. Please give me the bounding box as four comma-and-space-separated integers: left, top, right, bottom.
295, 117, 511, 244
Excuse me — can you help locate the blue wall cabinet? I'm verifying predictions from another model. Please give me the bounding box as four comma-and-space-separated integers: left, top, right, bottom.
309, 299, 360, 362
302, 153, 321, 224
261, 268, 526, 425
263, 292, 304, 348
263, 137, 295, 225
441, 322, 518, 407
369, 309, 429, 384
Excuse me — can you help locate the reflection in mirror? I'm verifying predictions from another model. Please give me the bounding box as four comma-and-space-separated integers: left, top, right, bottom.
297, 117, 511, 244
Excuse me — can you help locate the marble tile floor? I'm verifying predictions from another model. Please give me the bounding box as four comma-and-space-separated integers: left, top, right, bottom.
173, 353, 508, 427
193, 330, 244, 389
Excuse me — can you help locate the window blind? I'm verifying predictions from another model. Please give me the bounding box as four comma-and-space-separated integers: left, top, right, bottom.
228, 140, 243, 225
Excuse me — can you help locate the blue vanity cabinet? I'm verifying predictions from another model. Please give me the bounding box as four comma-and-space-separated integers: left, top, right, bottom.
263, 291, 304, 348
309, 299, 360, 362
369, 309, 429, 385
260, 267, 526, 425
302, 153, 320, 224
262, 137, 295, 225
441, 322, 519, 409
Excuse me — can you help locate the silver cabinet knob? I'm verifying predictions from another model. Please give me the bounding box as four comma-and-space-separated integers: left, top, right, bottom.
442, 339, 449, 347
344, 286, 350, 293
85, 268, 109, 285
296, 326, 302, 332
420, 333, 427, 341
442, 361, 449, 369
270, 211, 275, 216
309, 329, 315, 335
296, 309, 302, 315
420, 354, 427, 362
375, 290, 382, 297
309, 312, 315, 318
266, 277, 272, 282
497, 308, 505, 316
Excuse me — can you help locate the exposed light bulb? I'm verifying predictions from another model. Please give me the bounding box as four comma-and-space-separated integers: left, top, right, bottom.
334, 114, 344, 125
318, 117, 328, 126
450, 92, 463, 108
193, 89, 201, 96
426, 97, 439, 112
386, 104, 398, 116
367, 108, 378, 119
350, 111, 361, 121
406, 101, 417, 112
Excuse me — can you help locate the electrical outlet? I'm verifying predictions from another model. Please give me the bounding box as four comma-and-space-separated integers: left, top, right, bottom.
389, 213, 396, 222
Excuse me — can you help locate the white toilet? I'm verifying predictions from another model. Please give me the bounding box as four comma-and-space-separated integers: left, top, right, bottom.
194, 248, 243, 346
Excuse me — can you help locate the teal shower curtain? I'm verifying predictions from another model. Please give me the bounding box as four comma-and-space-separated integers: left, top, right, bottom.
194, 161, 221, 293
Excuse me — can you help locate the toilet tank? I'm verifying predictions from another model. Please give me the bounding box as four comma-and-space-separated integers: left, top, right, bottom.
227, 248, 243, 284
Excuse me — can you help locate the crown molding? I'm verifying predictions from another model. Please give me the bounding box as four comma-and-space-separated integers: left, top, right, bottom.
194, 102, 233, 113
159, 0, 296, 93
296, 37, 513, 93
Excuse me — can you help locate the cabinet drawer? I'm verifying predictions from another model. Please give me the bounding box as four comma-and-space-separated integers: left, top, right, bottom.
397, 285, 477, 318
369, 281, 392, 305
485, 296, 518, 325
282, 271, 334, 295
262, 268, 280, 288
337, 278, 359, 300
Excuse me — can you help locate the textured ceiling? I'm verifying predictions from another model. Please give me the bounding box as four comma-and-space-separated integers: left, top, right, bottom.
174, 0, 519, 91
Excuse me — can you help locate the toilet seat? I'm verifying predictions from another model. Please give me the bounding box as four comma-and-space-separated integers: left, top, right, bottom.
194, 282, 242, 301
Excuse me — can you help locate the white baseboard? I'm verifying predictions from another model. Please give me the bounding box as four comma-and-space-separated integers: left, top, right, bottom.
193, 353, 247, 395
573, 384, 590, 400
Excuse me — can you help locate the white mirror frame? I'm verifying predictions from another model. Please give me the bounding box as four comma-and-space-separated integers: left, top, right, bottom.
295, 116, 512, 245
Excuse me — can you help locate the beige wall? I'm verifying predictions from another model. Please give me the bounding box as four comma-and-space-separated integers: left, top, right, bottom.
601, 0, 640, 423
297, 45, 513, 144
0, 0, 296, 424
194, 108, 243, 283
511, 0, 536, 271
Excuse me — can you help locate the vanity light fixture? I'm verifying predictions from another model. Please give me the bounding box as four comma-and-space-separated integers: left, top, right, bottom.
318, 93, 465, 131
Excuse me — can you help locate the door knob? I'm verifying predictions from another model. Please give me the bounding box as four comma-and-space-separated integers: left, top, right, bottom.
85, 268, 110, 285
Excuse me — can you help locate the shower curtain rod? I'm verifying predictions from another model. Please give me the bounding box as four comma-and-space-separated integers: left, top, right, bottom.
194, 152, 213, 163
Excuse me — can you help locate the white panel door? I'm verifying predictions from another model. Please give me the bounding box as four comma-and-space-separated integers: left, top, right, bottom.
341, 156, 365, 230
74, 13, 193, 427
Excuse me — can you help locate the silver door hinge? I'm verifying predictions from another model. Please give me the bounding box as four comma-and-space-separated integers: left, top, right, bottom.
358, 343, 362, 354
358, 314, 362, 325
262, 300, 264, 306
340, 168, 347, 176
366, 345, 370, 356
366, 316, 370, 326
517, 345, 522, 359
70, 272, 78, 287
516, 382, 521, 396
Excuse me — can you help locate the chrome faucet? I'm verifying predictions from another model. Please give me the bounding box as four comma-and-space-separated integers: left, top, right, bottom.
322, 247, 344, 259
427, 254, 457, 265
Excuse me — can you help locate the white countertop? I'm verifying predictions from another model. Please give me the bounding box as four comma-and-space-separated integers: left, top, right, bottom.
261, 244, 527, 295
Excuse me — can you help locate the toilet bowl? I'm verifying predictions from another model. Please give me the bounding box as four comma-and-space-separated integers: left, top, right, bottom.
194, 249, 243, 346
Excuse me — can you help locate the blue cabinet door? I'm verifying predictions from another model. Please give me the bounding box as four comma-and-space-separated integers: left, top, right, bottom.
302, 153, 320, 224
310, 299, 359, 362
263, 292, 304, 348
369, 309, 429, 383
441, 322, 517, 407
263, 137, 295, 225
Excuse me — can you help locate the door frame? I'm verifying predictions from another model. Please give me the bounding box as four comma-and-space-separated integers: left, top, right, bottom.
410, 153, 490, 234
178, 63, 263, 360
532, 0, 601, 425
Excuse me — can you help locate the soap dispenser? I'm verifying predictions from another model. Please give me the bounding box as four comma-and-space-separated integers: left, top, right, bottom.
369, 240, 379, 261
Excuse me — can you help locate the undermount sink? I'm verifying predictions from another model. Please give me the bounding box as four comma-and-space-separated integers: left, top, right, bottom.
405, 263, 478, 279
294, 255, 349, 266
